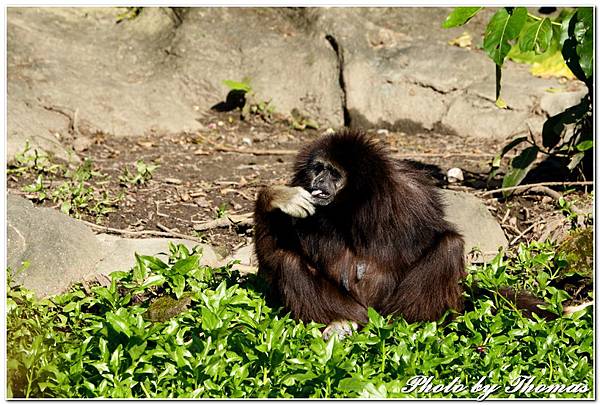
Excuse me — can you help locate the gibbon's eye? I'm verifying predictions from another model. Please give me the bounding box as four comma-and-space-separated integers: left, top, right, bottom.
329, 168, 341, 180
313, 162, 325, 173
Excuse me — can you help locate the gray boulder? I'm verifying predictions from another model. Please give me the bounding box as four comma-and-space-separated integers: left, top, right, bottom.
7, 193, 104, 297
442, 189, 507, 261
8, 7, 588, 163
223, 243, 258, 274
7, 193, 221, 297
315, 7, 587, 138
7, 7, 343, 161
94, 234, 222, 276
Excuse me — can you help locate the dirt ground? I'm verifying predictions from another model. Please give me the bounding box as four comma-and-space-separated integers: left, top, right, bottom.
7, 109, 591, 260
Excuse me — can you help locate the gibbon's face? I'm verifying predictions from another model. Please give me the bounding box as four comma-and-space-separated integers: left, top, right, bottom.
306, 157, 346, 206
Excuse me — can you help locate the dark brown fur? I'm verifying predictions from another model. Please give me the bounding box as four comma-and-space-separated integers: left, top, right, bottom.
254, 130, 466, 324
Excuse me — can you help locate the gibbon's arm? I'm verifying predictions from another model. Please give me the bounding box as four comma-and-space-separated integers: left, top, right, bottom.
254, 186, 369, 325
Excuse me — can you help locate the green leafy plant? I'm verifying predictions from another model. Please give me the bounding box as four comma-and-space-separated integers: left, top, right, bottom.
22, 175, 47, 202
119, 159, 159, 186
115, 7, 142, 23
222, 79, 275, 122
51, 180, 121, 220
9, 147, 122, 221
7, 141, 63, 177
215, 203, 228, 219
444, 7, 593, 194
7, 239, 592, 398
289, 108, 320, 131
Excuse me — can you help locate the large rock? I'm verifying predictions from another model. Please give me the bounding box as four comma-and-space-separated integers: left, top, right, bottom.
7, 7, 342, 161
7, 193, 105, 297
314, 8, 587, 137
223, 243, 258, 274
8, 7, 587, 162
94, 234, 222, 275
442, 189, 507, 261
7, 193, 220, 297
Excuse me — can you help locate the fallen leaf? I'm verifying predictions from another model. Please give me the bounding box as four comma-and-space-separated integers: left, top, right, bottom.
448, 32, 472, 48
530, 52, 575, 79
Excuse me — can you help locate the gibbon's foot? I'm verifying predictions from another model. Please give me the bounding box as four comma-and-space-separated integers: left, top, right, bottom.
322, 320, 358, 341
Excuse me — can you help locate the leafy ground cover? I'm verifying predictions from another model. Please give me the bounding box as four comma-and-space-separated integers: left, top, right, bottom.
7, 238, 593, 399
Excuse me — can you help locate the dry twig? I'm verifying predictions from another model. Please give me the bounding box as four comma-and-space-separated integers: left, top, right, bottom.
81, 220, 205, 243
393, 152, 495, 158
478, 181, 593, 197
510, 221, 544, 246
193, 213, 254, 232
525, 186, 562, 201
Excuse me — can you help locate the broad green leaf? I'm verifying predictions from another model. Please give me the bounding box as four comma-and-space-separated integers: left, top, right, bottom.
63, 301, 78, 313
132, 255, 146, 283
93, 286, 116, 307
483, 7, 528, 66
140, 274, 166, 289
171, 256, 199, 275
106, 311, 132, 337
500, 136, 529, 157
575, 8, 593, 78
502, 146, 539, 195
519, 18, 553, 53
128, 341, 147, 362
91, 361, 110, 374
562, 11, 590, 82
201, 307, 221, 330
138, 255, 168, 271
109, 345, 122, 373
576, 140, 593, 151
367, 307, 384, 328
577, 37, 593, 79
442, 7, 483, 28
171, 274, 185, 298
529, 51, 576, 79
339, 377, 367, 393
322, 333, 336, 362
223, 79, 251, 93
60, 201, 71, 214
360, 383, 387, 399
99, 336, 109, 362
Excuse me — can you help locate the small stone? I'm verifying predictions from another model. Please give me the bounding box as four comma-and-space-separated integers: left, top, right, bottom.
195, 197, 211, 208
72, 136, 92, 152
242, 137, 252, 146
541, 196, 553, 204
376, 129, 389, 136
447, 167, 464, 183
323, 128, 335, 136
180, 192, 191, 202
217, 121, 224, 127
